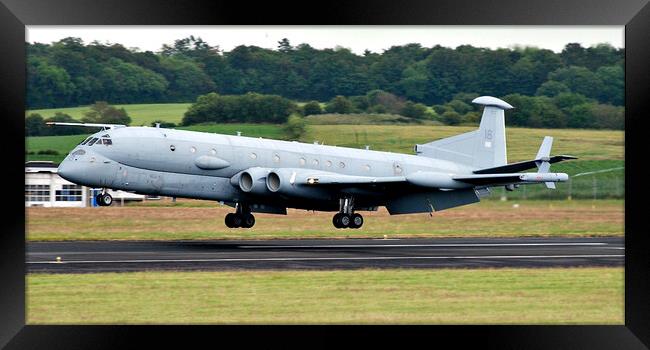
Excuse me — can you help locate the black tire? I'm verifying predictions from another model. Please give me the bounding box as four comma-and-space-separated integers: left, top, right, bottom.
225, 213, 237, 228
231, 214, 243, 228
95, 193, 104, 206
339, 213, 351, 228
242, 213, 255, 228
350, 213, 363, 229
332, 213, 342, 228
99, 193, 112, 206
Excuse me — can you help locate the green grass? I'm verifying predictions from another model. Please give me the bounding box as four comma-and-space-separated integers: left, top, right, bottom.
27, 267, 623, 324
28, 103, 192, 126
27, 200, 623, 241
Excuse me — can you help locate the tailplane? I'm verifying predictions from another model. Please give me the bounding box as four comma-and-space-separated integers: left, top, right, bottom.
414, 96, 513, 169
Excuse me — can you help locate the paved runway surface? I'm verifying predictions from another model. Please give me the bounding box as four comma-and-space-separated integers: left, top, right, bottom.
27, 237, 624, 273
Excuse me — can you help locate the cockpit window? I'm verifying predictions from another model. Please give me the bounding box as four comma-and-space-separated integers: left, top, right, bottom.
87, 138, 99, 146
80, 137, 92, 145
102, 139, 112, 145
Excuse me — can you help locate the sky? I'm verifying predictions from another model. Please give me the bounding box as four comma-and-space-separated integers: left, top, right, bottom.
26, 26, 623, 54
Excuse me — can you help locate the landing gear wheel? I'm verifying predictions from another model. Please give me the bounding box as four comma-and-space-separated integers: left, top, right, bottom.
333, 213, 343, 228
241, 213, 256, 228
225, 213, 240, 228
96, 193, 112, 206
349, 213, 363, 229
339, 214, 351, 228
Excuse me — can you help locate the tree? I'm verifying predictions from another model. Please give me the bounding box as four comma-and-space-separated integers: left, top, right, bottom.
302, 101, 323, 115
284, 114, 306, 139
400, 101, 429, 119
441, 110, 461, 125
182, 92, 296, 125
536, 81, 570, 97
325, 96, 353, 114
82, 101, 132, 125
590, 104, 624, 130
445, 99, 473, 115
26, 113, 45, 136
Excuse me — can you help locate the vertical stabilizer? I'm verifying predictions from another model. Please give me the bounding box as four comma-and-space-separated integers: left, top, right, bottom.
414, 96, 513, 169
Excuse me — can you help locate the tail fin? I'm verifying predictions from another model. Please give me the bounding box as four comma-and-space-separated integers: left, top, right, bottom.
414, 96, 513, 169
534, 136, 556, 189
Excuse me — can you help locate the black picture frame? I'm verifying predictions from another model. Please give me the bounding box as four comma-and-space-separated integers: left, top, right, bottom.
2, 0, 649, 348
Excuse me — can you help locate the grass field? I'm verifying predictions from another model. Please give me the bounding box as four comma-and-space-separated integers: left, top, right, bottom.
26, 199, 623, 241
27, 267, 623, 324
28, 103, 192, 126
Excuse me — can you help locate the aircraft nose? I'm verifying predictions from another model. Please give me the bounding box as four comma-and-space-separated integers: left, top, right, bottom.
57, 159, 83, 184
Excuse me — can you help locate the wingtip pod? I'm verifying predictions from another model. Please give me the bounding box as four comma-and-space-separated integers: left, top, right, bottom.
472, 96, 514, 110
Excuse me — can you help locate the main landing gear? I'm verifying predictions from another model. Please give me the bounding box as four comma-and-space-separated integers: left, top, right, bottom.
225, 203, 256, 228
95, 189, 113, 207
332, 197, 363, 229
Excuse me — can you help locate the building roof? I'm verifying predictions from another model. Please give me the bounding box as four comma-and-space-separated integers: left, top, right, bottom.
25, 161, 60, 173
25, 161, 59, 168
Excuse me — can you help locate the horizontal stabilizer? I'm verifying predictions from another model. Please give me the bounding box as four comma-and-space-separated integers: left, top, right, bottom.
473, 155, 577, 174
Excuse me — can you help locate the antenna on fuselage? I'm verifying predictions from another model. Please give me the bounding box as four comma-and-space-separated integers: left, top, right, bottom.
236, 131, 242, 136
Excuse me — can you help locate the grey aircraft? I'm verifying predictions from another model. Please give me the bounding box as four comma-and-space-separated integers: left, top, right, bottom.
52, 96, 576, 229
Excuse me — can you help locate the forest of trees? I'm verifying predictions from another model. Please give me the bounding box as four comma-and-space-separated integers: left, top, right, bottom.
27, 36, 624, 129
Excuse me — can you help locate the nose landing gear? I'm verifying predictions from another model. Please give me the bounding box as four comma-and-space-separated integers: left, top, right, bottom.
225, 203, 256, 228
332, 197, 363, 229
95, 189, 113, 207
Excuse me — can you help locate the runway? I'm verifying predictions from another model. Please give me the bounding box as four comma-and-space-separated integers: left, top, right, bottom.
26, 236, 624, 273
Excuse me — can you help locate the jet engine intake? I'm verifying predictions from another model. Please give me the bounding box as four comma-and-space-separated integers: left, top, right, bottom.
236, 167, 273, 195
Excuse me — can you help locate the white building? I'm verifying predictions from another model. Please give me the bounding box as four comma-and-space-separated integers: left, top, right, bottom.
25, 161, 157, 207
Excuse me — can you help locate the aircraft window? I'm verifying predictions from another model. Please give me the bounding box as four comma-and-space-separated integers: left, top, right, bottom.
312, 159, 319, 166
326, 160, 332, 167
95, 139, 103, 146
299, 158, 306, 166
339, 161, 345, 168
80, 137, 91, 145
210, 149, 217, 155
87, 138, 99, 146
190, 146, 196, 153
250, 153, 257, 159
170, 145, 176, 151
273, 154, 280, 163
102, 139, 112, 145
101, 134, 110, 138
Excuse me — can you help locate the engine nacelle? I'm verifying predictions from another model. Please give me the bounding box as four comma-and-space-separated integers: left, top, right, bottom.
406, 171, 471, 189
266, 168, 331, 199
233, 167, 273, 196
